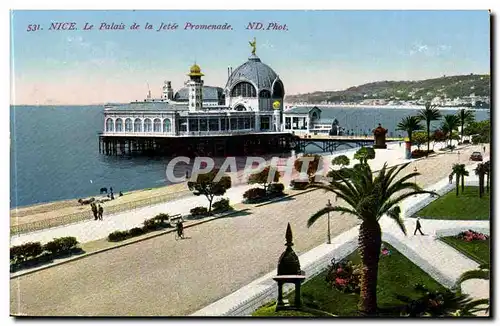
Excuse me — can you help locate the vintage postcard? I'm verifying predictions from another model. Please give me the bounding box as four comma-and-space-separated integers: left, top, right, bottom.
10, 10, 491, 317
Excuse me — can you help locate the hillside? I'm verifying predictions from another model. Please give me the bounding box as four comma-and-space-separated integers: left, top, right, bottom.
285, 74, 490, 105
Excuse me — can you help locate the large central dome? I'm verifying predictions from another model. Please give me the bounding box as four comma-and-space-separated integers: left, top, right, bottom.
225, 55, 281, 92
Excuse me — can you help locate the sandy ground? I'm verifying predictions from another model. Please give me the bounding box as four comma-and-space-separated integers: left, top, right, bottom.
10, 144, 488, 316
10, 183, 191, 227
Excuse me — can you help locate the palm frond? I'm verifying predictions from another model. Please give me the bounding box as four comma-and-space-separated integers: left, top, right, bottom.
457, 269, 490, 285
307, 205, 359, 227
386, 206, 406, 235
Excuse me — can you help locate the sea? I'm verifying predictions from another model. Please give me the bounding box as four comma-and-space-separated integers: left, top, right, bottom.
10, 105, 489, 208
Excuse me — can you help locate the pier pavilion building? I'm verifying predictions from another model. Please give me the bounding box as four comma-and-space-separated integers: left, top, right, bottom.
99, 46, 295, 157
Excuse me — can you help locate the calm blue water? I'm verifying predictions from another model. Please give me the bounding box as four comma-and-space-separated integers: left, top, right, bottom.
10, 105, 489, 208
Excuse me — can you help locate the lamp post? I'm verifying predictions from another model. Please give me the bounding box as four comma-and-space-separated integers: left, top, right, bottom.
413, 166, 418, 196
326, 199, 332, 244
458, 151, 460, 163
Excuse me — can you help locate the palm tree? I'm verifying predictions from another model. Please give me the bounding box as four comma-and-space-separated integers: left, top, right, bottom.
396, 116, 422, 146
441, 114, 460, 147
451, 164, 469, 195
456, 108, 475, 142
484, 161, 490, 193
417, 103, 441, 156
307, 162, 436, 315
475, 163, 487, 198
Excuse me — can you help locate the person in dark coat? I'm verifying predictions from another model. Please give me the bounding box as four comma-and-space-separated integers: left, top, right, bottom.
91, 203, 98, 220
414, 218, 424, 235
98, 205, 104, 221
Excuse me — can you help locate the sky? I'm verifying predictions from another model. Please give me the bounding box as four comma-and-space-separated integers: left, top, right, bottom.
10, 10, 491, 105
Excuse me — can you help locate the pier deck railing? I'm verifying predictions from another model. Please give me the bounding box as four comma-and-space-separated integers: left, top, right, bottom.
11, 190, 190, 236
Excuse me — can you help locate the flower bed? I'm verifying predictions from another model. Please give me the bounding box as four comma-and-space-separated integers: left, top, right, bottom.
456, 229, 489, 242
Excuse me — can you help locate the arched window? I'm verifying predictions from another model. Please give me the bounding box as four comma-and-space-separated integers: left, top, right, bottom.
144, 118, 152, 132
153, 118, 161, 132
106, 118, 114, 132
134, 118, 142, 132
115, 118, 123, 132
125, 118, 133, 132
234, 105, 246, 111
259, 90, 271, 98
272, 80, 284, 98
163, 119, 171, 132
231, 82, 256, 98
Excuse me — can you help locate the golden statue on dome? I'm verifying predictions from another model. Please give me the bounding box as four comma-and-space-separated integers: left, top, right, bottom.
249, 37, 256, 55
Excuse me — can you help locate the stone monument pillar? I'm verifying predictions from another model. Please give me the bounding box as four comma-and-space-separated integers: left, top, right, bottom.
273, 223, 306, 311
373, 123, 388, 149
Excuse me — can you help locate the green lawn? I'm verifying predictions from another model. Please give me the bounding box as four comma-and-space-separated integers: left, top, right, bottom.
416, 186, 490, 220
253, 243, 445, 317
440, 236, 490, 265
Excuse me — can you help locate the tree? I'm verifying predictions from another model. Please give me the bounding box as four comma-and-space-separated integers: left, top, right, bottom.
307, 162, 437, 315
412, 132, 428, 150
332, 155, 350, 168
417, 103, 441, 156
475, 163, 487, 198
465, 120, 490, 144
396, 116, 422, 145
441, 115, 460, 147
248, 166, 280, 192
484, 161, 490, 193
294, 154, 323, 182
451, 164, 469, 196
328, 155, 351, 181
187, 169, 232, 214
353, 147, 375, 165
456, 109, 475, 141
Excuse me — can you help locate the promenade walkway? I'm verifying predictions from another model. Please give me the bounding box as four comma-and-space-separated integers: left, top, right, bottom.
10, 141, 411, 246
10, 144, 487, 316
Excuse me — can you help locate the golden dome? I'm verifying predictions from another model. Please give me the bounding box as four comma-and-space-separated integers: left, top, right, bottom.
188, 63, 204, 77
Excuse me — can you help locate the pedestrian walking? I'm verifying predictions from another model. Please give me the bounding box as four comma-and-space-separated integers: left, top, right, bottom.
98, 204, 104, 221
414, 218, 424, 235
483, 146, 486, 153
449, 174, 453, 184
91, 203, 98, 220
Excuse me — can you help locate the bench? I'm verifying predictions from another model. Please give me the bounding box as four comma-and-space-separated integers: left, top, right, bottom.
169, 214, 183, 225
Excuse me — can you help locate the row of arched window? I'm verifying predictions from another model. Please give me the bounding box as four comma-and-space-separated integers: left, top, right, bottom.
229, 81, 285, 98
105, 118, 172, 133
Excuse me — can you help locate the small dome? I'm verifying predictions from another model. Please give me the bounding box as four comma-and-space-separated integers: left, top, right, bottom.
188, 63, 204, 77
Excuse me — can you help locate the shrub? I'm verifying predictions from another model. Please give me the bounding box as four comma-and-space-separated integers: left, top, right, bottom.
143, 218, 160, 231
108, 230, 129, 242
325, 258, 361, 294
190, 206, 209, 217
128, 227, 145, 237
290, 179, 309, 190
411, 149, 434, 158
43, 237, 78, 255
153, 213, 170, 223
243, 187, 267, 202
268, 183, 285, 196
10, 242, 43, 262
212, 198, 231, 213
